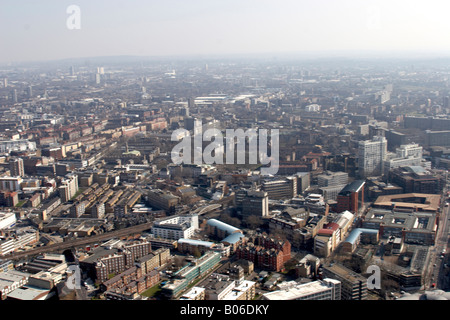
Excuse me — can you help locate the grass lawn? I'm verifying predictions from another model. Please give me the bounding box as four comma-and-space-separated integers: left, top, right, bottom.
15, 200, 27, 207
71, 188, 86, 200
140, 284, 161, 298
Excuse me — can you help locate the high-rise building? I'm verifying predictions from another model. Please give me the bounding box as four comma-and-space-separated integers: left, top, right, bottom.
188, 97, 196, 110
358, 136, 387, 178
58, 174, 79, 202
11, 89, 17, 103
3, 78, 7, 88
336, 180, 365, 213
443, 96, 449, 109
9, 158, 24, 177
242, 190, 269, 217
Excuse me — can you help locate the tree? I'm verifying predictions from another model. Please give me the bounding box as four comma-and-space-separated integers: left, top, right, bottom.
244, 215, 263, 230
192, 247, 202, 259
219, 213, 242, 228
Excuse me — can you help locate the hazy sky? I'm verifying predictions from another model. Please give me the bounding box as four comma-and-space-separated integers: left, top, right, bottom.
1, 0, 450, 63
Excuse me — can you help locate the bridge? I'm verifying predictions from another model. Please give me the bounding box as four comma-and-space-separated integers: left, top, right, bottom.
1, 222, 154, 261
192, 204, 222, 215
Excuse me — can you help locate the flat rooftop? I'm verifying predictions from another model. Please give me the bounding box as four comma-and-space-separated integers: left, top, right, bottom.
262, 279, 339, 300
373, 193, 441, 212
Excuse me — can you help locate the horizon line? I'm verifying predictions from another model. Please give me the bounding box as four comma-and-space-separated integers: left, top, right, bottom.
2, 49, 450, 66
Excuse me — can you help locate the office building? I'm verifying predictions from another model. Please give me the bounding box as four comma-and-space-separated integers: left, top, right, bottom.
262, 278, 341, 300
363, 204, 438, 246
0, 228, 39, 256
317, 171, 348, 188
425, 130, 450, 147
146, 189, 179, 213
390, 166, 444, 194
262, 177, 297, 200
336, 180, 365, 213
0, 140, 36, 154
151, 214, 199, 240
319, 184, 347, 201
0, 177, 23, 192
0, 212, 16, 230
241, 190, 269, 217
384, 144, 424, 173
161, 252, 221, 299
322, 263, 368, 300
295, 172, 311, 194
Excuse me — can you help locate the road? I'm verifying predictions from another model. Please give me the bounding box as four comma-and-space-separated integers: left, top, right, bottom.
424, 202, 450, 290
1, 222, 154, 261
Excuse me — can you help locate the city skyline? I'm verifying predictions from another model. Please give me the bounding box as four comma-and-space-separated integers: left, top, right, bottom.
1, 0, 450, 64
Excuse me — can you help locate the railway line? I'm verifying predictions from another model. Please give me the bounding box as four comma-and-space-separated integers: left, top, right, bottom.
1, 222, 153, 261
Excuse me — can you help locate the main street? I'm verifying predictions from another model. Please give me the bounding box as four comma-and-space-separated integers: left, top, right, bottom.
424, 191, 450, 290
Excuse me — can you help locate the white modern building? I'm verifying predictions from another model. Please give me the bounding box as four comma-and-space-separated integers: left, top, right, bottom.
0, 177, 23, 192
358, 136, 387, 178
151, 214, 199, 240
0, 212, 16, 230
262, 278, 341, 300
305, 104, 321, 112
0, 228, 39, 256
383, 144, 426, 173
0, 140, 36, 154
318, 171, 349, 188
58, 174, 78, 202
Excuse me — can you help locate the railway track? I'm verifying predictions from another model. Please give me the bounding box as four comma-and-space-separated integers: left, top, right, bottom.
1, 222, 154, 261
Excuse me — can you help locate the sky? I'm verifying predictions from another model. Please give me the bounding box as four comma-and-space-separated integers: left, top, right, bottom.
1, 0, 450, 64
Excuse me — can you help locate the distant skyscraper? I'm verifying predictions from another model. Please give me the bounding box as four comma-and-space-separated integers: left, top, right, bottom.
70, 66, 75, 76
188, 97, 196, 109
3, 78, 7, 88
27, 86, 33, 99
95, 73, 101, 85
358, 136, 387, 178
443, 96, 449, 109
11, 89, 17, 103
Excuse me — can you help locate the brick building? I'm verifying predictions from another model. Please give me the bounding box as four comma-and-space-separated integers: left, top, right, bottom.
235, 234, 291, 272
336, 180, 365, 213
